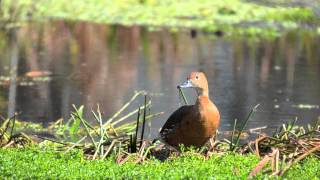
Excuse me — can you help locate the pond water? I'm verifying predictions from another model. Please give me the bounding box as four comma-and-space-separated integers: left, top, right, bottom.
0, 21, 319, 139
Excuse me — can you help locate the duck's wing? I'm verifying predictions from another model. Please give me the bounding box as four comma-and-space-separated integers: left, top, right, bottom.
159, 105, 194, 139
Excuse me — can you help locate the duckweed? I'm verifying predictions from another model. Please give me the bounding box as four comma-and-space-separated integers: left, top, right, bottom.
0, 148, 319, 179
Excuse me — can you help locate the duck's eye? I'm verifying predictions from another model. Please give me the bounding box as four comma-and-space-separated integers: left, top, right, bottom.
195, 75, 199, 80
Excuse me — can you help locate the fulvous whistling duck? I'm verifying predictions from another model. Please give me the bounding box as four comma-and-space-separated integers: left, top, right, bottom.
159, 72, 220, 148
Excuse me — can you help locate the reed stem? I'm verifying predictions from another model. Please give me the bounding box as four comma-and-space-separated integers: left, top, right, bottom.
233, 104, 260, 151
178, 87, 188, 105
140, 95, 147, 148
230, 118, 237, 150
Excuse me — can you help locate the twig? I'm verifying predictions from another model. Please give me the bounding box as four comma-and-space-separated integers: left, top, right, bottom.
279, 144, 320, 176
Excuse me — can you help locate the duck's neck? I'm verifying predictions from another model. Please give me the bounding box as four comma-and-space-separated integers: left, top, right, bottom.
196, 88, 209, 98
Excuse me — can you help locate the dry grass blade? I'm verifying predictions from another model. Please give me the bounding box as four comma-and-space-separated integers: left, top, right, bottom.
110, 100, 151, 127
117, 154, 131, 165
102, 140, 117, 160
279, 144, 320, 176
271, 150, 279, 172
3, 140, 14, 148
35, 135, 70, 145
93, 105, 106, 159
92, 141, 102, 159
142, 144, 156, 161
115, 112, 164, 132
74, 113, 97, 149
249, 148, 279, 178
135, 141, 147, 163
255, 136, 267, 156
105, 91, 144, 126
64, 136, 87, 154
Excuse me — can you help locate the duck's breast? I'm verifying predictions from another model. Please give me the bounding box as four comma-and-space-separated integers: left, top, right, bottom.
198, 96, 220, 137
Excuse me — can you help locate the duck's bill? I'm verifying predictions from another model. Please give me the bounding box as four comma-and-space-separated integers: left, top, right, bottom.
178, 80, 193, 88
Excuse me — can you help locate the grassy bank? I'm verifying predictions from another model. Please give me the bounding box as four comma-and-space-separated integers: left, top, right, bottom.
1, 97, 319, 178
0, 148, 319, 179
0, 92, 319, 178
1, 0, 319, 37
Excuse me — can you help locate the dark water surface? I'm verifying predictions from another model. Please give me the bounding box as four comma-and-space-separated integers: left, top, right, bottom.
0, 21, 320, 138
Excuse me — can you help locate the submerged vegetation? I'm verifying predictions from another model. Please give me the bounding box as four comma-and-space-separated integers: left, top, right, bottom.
0, 0, 319, 37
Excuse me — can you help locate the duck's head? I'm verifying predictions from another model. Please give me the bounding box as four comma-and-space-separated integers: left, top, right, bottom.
178, 71, 209, 97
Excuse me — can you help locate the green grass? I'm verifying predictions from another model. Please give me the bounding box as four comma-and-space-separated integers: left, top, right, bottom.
285, 157, 320, 180
0, 148, 319, 179
1, 0, 318, 37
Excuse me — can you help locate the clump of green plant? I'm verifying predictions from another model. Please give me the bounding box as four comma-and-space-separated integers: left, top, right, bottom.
0, 147, 260, 179
0, 113, 34, 148
37, 91, 163, 160
0, 91, 163, 161
1, 147, 319, 179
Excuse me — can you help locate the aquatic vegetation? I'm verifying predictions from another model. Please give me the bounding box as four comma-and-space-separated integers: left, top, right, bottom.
292, 104, 320, 109
0, 0, 319, 37
0, 148, 259, 179
0, 74, 52, 87
0, 147, 319, 179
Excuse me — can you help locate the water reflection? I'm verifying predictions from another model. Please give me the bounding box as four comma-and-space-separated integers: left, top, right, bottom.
0, 21, 319, 138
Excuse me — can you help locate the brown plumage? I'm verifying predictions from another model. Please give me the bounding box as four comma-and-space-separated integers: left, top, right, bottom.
159, 72, 220, 148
